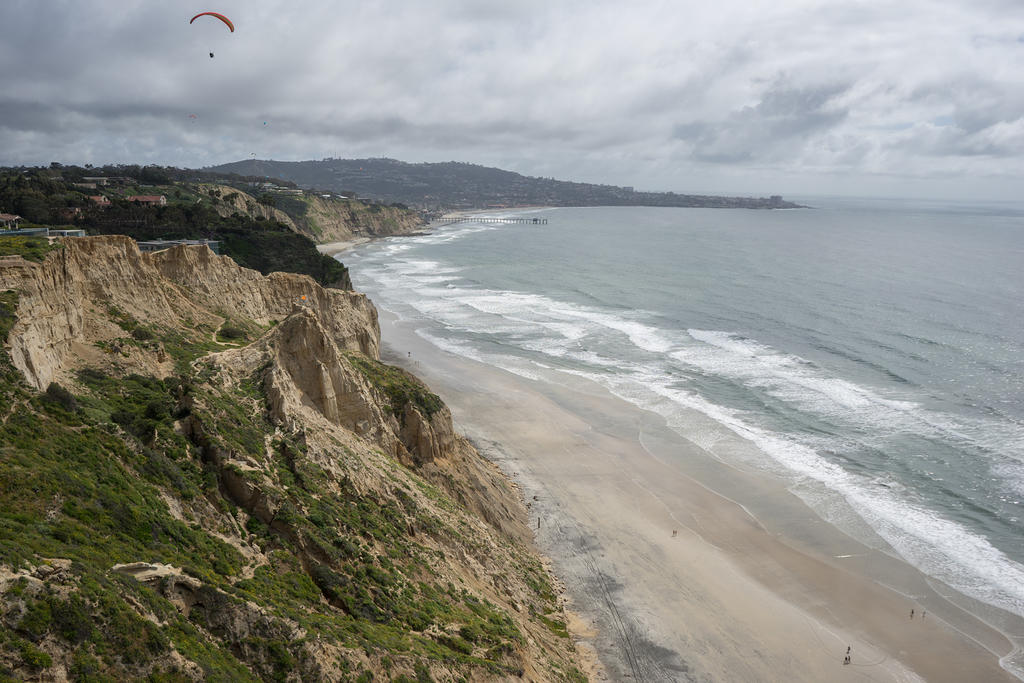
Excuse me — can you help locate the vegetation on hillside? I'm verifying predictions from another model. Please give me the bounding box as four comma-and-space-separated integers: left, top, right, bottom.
209, 156, 803, 210
0, 166, 351, 288
0, 236, 61, 263
0, 289, 582, 681
345, 352, 444, 418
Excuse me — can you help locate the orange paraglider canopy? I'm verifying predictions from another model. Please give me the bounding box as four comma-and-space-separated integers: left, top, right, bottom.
189, 12, 234, 32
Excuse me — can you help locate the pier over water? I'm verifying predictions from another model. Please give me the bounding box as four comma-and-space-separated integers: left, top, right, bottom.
438, 216, 547, 225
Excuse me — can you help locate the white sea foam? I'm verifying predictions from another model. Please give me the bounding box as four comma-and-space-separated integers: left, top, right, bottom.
372, 255, 1024, 470
349, 228, 1024, 623
366, 254, 1024, 473
678, 330, 1024, 466
414, 330, 546, 381
374, 266, 678, 357
554, 362, 1024, 619
549, 305, 675, 353
413, 224, 499, 244
387, 259, 461, 277
418, 309, 1024, 619
686, 329, 896, 411
413, 330, 487, 365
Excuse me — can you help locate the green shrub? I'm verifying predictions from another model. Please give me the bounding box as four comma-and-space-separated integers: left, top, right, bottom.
144, 400, 168, 420
458, 623, 481, 643
17, 599, 52, 641
310, 564, 349, 603
345, 353, 444, 418
44, 382, 78, 412
18, 641, 52, 669
110, 409, 134, 427
436, 634, 472, 655
414, 663, 433, 683
405, 611, 430, 632
77, 367, 108, 382
69, 651, 104, 680
52, 594, 93, 643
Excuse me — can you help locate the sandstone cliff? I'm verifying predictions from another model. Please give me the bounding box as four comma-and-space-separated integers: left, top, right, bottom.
202, 184, 425, 244
203, 184, 300, 230
0, 235, 378, 392
299, 194, 424, 243
0, 237, 583, 681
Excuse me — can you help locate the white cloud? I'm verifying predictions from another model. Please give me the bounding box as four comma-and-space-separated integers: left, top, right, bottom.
1, 0, 1022, 198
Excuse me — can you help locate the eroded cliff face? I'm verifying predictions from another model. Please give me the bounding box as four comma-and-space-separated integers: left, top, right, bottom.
201, 183, 425, 244
0, 236, 378, 391
300, 195, 424, 243
0, 236, 582, 681
203, 184, 299, 230
216, 305, 533, 543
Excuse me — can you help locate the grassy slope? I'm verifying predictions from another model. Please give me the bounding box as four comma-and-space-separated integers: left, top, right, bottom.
0, 237, 62, 263
0, 283, 581, 681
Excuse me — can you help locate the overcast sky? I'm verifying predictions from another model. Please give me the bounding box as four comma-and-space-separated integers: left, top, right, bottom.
1, 1, 1022, 200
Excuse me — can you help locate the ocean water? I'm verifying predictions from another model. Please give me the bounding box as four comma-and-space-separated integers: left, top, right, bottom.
342, 200, 1024, 636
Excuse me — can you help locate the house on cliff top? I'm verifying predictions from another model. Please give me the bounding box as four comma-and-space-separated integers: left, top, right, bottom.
0, 213, 23, 229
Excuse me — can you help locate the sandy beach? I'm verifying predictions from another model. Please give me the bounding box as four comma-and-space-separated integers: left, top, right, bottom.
367, 306, 1019, 682
316, 237, 370, 257
316, 211, 491, 257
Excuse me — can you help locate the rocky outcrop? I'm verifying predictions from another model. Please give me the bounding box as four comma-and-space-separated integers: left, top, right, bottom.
200, 183, 424, 243
0, 237, 489, 517
217, 307, 396, 449
148, 241, 379, 357
299, 195, 424, 243
207, 304, 531, 542
0, 235, 378, 390
202, 184, 299, 230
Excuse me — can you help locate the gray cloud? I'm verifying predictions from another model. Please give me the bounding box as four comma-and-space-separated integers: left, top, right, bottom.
674, 82, 851, 162
1, 0, 1023, 199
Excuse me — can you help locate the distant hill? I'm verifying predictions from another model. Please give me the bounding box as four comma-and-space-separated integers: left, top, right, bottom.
205, 158, 803, 210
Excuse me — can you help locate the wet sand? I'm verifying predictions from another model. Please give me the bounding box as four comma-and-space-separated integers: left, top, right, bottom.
316, 212, 484, 257
316, 237, 370, 257
375, 308, 1018, 682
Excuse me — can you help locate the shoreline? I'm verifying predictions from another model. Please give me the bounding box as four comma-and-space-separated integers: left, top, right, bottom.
327, 221, 1022, 681
316, 236, 370, 257
314, 208, 541, 257
370, 308, 1018, 682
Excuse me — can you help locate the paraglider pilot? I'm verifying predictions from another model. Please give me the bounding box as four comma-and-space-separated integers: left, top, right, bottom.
189, 12, 234, 59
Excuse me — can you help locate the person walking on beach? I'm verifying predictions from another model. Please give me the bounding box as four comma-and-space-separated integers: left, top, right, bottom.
910, 609, 914, 619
